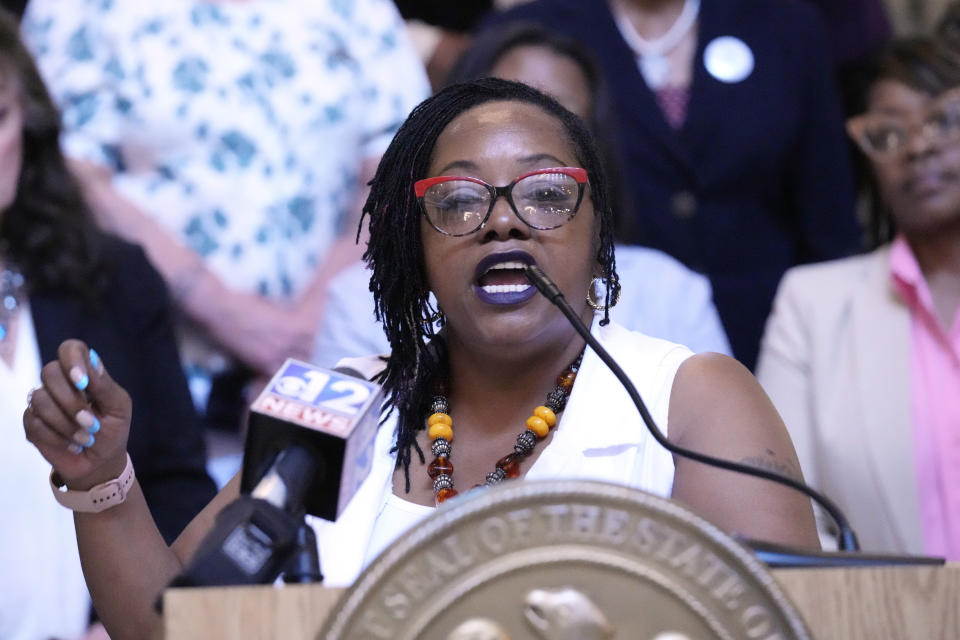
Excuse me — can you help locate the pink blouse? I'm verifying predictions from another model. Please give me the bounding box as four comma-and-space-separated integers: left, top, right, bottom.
890, 235, 960, 560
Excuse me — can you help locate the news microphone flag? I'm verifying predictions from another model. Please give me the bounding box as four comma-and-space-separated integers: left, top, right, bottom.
241, 359, 383, 521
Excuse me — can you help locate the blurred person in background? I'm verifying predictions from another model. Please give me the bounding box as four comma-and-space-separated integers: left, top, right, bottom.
885, 0, 953, 36
482, 0, 862, 370
936, 1, 960, 51
21, 0, 430, 431
393, 0, 493, 88
758, 37, 960, 559
316, 22, 731, 366
801, 0, 892, 117
392, 0, 534, 89
0, 10, 215, 639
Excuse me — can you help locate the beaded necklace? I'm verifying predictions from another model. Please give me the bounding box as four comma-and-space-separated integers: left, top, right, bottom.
0, 266, 26, 345
424, 350, 584, 506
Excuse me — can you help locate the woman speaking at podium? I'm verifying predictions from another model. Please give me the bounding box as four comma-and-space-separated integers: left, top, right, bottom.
23, 78, 817, 638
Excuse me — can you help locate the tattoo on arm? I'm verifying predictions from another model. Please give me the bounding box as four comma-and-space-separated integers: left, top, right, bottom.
738, 450, 802, 483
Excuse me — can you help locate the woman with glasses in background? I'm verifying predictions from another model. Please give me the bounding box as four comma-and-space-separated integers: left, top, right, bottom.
757, 37, 960, 560
24, 78, 816, 639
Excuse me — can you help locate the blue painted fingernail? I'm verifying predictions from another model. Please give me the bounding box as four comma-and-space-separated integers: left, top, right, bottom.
75, 410, 100, 433
89, 349, 100, 371
70, 366, 89, 391
85, 433, 95, 447
67, 443, 83, 455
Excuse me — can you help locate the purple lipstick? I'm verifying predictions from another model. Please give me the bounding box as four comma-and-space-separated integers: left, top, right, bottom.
473, 250, 538, 305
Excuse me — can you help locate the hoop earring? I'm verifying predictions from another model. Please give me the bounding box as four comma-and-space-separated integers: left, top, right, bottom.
586, 276, 621, 311
426, 307, 445, 325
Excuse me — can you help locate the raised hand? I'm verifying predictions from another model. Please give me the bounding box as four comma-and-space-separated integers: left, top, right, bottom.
23, 339, 132, 489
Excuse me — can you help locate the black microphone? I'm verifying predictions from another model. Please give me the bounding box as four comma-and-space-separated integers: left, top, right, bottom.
524, 265, 932, 566
165, 360, 384, 590
241, 361, 384, 522
167, 445, 317, 588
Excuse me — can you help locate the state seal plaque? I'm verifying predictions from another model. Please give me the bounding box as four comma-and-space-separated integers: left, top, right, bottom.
319, 480, 811, 640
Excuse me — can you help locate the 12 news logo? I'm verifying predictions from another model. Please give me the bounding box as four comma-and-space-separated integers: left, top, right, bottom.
268, 361, 374, 417
252, 360, 377, 435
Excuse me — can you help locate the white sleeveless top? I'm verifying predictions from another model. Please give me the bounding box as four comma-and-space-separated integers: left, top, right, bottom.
312, 316, 693, 586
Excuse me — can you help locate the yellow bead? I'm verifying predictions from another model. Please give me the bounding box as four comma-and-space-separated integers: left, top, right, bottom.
428, 422, 454, 442
428, 412, 452, 427
533, 406, 556, 427
526, 416, 549, 438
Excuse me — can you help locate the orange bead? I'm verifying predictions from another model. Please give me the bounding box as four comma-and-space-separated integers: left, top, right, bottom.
533, 405, 556, 427
427, 456, 454, 479
496, 455, 520, 478
427, 412, 452, 427
525, 416, 549, 437
436, 488, 459, 503
428, 422, 453, 442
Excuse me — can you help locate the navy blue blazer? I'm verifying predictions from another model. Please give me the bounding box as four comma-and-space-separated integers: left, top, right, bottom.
30, 238, 216, 544
483, 0, 861, 368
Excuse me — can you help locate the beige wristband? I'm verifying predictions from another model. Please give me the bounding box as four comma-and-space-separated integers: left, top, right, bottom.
50, 454, 135, 513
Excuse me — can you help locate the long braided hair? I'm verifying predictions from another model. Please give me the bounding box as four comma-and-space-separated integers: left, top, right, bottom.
362, 78, 618, 489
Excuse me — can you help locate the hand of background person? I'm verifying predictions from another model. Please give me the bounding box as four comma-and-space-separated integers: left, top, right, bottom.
23, 340, 132, 490
202, 225, 371, 375
199, 287, 323, 376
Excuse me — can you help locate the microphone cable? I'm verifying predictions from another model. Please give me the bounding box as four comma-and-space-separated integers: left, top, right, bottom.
524, 264, 861, 551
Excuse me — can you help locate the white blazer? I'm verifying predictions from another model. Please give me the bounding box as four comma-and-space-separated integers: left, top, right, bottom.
757, 247, 923, 554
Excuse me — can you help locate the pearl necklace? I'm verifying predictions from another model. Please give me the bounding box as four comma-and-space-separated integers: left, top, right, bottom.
424, 350, 584, 506
612, 0, 701, 89
0, 266, 25, 345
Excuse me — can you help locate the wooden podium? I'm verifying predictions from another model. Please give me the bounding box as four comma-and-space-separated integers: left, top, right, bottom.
161, 563, 960, 639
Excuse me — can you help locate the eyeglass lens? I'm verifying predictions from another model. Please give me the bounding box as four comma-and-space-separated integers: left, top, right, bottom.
862, 96, 960, 155
422, 171, 581, 236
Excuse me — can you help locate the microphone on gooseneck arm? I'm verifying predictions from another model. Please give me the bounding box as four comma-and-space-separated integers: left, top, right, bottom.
164, 360, 384, 591
526, 264, 947, 566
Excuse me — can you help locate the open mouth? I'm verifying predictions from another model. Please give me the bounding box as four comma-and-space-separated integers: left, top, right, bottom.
478, 260, 532, 293
473, 251, 538, 305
